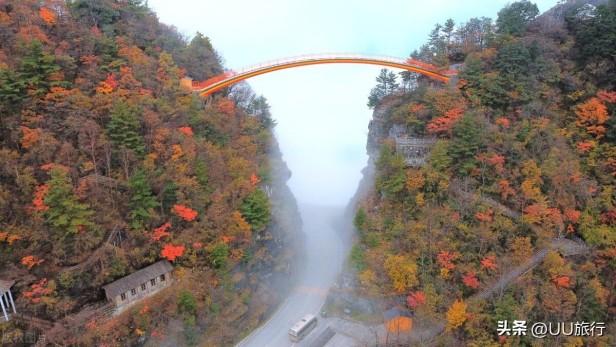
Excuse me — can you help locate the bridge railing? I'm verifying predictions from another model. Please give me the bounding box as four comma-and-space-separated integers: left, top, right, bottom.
230, 53, 424, 76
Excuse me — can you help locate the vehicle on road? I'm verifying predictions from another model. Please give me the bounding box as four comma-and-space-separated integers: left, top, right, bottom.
289, 314, 318, 342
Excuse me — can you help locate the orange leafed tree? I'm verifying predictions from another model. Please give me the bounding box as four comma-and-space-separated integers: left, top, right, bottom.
20, 126, 41, 149
32, 184, 49, 212
498, 179, 515, 200
172, 204, 198, 221
575, 97, 609, 138
96, 73, 118, 94
39, 8, 56, 25
21, 255, 44, 269
161, 244, 185, 261
563, 209, 581, 224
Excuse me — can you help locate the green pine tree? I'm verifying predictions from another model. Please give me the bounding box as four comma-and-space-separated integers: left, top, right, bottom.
128, 169, 159, 229
449, 114, 485, 175
496, 0, 539, 36
44, 168, 95, 237
240, 189, 271, 232
106, 101, 145, 155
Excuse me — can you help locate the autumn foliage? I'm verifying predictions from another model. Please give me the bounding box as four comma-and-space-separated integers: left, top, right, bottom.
480, 255, 498, 271
462, 271, 480, 289
178, 126, 194, 137
160, 243, 185, 261
21, 255, 44, 269
406, 291, 426, 308
446, 300, 467, 330
575, 97, 609, 138
427, 107, 465, 135
32, 184, 49, 212
172, 204, 198, 222
22, 278, 53, 304
39, 8, 56, 25
20, 126, 41, 149
95, 73, 118, 94
151, 222, 172, 241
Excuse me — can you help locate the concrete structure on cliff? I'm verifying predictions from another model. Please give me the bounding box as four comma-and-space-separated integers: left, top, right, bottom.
102, 260, 173, 314
0, 279, 17, 321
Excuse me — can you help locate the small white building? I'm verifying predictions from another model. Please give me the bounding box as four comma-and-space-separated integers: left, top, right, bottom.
102, 260, 173, 313
0, 279, 17, 321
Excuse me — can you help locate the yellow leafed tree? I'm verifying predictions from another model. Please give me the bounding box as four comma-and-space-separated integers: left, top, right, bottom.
446, 300, 467, 330
384, 254, 418, 293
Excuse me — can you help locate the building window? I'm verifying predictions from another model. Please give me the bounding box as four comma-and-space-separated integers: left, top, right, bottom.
141, 283, 146, 291
150, 278, 156, 286
131, 288, 136, 295
160, 274, 166, 282
121, 293, 126, 301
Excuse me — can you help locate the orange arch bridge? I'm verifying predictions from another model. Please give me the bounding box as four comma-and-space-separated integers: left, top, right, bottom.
186, 54, 458, 97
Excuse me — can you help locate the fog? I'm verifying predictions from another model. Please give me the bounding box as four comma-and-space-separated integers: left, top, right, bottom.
149, 0, 559, 207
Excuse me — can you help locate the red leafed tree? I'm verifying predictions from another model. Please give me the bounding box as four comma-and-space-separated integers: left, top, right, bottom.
21, 255, 44, 269
495, 117, 510, 128
161, 244, 185, 261
475, 209, 494, 223
178, 126, 193, 137
23, 278, 53, 303
216, 98, 236, 115
576, 140, 596, 153
600, 209, 616, 225
486, 154, 505, 174
552, 275, 571, 288
32, 184, 49, 212
172, 204, 198, 222
597, 90, 616, 103
462, 271, 480, 289
250, 173, 261, 186
480, 255, 498, 271
427, 107, 465, 135
406, 291, 426, 308
437, 251, 459, 270
151, 222, 171, 241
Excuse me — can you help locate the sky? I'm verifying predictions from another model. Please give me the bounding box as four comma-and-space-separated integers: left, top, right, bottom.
149, 0, 559, 206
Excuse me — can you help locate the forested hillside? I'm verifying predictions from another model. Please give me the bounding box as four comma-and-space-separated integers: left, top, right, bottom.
0, 1, 301, 345
354, 0, 615, 345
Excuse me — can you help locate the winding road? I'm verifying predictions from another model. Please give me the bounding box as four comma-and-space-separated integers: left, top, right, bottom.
237, 204, 351, 347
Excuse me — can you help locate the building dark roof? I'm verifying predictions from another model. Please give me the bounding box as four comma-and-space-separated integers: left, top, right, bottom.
0, 279, 15, 293
102, 260, 173, 299
383, 307, 412, 321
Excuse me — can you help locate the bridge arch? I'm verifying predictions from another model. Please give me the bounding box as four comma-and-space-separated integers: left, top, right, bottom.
183, 54, 457, 97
